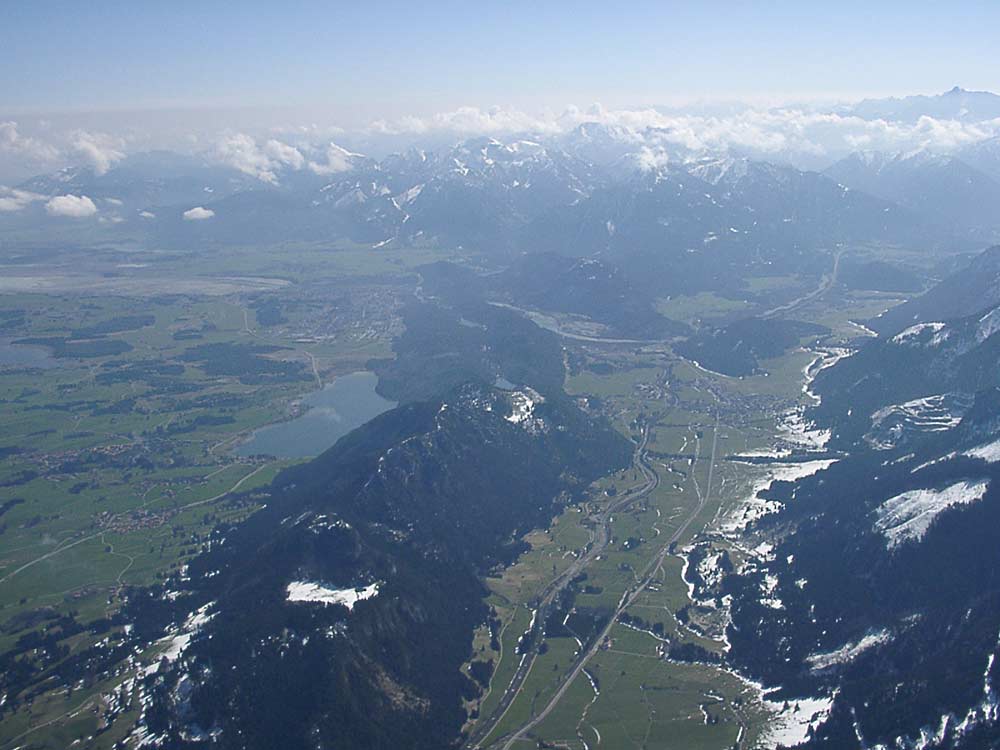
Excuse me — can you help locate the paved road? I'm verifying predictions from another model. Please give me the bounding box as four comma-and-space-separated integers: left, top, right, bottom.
0, 464, 269, 588
305, 350, 323, 388
490, 411, 720, 750
487, 302, 673, 345
761, 250, 843, 319
465, 426, 659, 749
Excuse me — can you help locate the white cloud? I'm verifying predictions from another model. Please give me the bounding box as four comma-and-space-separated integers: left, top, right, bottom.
633, 146, 671, 172
138, 210, 156, 219
183, 206, 214, 221
214, 133, 304, 183
307, 142, 359, 175
0, 186, 46, 212
71, 130, 124, 175
263, 139, 304, 170
0, 121, 60, 162
45, 194, 98, 218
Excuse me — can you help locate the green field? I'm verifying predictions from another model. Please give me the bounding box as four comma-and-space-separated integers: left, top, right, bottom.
0, 240, 463, 748
467, 275, 890, 750
0, 237, 908, 749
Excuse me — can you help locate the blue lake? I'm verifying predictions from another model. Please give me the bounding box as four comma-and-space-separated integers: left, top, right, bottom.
237, 371, 396, 459
0, 339, 62, 369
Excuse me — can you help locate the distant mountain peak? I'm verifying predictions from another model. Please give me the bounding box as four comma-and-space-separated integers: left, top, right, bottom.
845, 86, 1000, 123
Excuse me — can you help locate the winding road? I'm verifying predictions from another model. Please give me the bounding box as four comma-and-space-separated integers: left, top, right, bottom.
0, 463, 269, 588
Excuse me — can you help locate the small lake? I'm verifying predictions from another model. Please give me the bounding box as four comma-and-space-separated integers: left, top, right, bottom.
237, 371, 396, 459
0, 339, 62, 369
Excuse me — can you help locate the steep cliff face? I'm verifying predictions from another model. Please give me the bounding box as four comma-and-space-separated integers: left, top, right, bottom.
125, 383, 630, 750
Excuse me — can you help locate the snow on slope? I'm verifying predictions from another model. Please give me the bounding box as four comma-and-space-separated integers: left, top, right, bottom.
875, 479, 990, 549
965, 438, 1000, 463
286, 581, 381, 610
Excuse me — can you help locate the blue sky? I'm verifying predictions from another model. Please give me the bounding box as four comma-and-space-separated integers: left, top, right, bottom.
3, 1, 1000, 120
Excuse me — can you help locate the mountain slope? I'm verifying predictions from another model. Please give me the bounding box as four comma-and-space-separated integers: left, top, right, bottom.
122, 383, 630, 750
714, 259, 1000, 747
867, 245, 1000, 336
824, 151, 1000, 235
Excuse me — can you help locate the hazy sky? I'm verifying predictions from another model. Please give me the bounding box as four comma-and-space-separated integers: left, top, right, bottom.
3, 1, 1000, 184
3, 1, 1000, 121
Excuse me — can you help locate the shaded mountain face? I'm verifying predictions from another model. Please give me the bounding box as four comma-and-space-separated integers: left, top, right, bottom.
824, 151, 1000, 237
523, 157, 933, 262
725, 410, 1000, 750
370, 298, 570, 404
123, 383, 631, 750
493, 253, 689, 339
959, 137, 1000, 183
813, 303, 1000, 449
713, 249, 1000, 748
674, 318, 828, 376
413, 253, 689, 341
835, 256, 925, 293
867, 245, 1000, 337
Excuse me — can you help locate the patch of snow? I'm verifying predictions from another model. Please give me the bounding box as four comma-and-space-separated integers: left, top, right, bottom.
910, 451, 958, 474
875, 479, 990, 548
397, 183, 424, 205
286, 580, 381, 610
802, 346, 854, 407
762, 693, 836, 748
867, 393, 969, 450
505, 388, 546, 432
965, 438, 1000, 463
847, 320, 878, 337
978, 307, 1000, 343
760, 573, 785, 610
734, 447, 793, 460
144, 602, 216, 675
891, 321, 949, 347
782, 402, 832, 450
719, 459, 838, 535
807, 629, 892, 671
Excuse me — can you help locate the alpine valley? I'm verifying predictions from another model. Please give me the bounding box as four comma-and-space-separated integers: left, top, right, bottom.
5, 86, 1000, 750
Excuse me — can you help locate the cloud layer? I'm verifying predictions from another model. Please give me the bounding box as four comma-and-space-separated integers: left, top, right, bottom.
367, 104, 1000, 166
4, 95, 1000, 185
